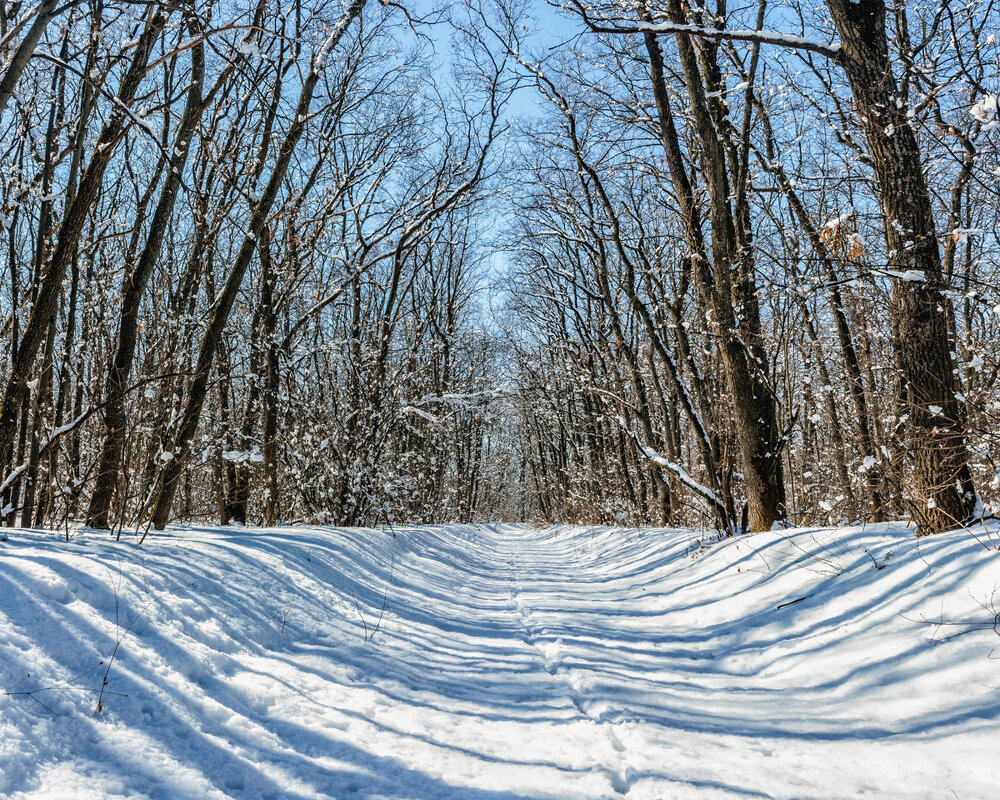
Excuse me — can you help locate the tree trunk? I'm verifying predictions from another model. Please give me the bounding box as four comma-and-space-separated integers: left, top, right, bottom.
0, 0, 75, 115
644, 0, 786, 530
86, 15, 207, 528
147, 0, 366, 532
827, 0, 975, 532
0, 2, 174, 473
261, 242, 280, 527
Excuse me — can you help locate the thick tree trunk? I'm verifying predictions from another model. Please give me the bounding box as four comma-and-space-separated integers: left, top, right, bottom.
0, 0, 75, 115
225, 227, 276, 526
828, 0, 976, 532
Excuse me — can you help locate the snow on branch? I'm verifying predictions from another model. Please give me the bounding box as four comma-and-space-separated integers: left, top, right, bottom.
565, 2, 841, 61
402, 406, 443, 426
0, 410, 89, 497
617, 416, 729, 519
0, 374, 180, 497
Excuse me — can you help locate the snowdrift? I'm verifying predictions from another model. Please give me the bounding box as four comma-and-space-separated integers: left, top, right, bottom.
1, 522, 998, 799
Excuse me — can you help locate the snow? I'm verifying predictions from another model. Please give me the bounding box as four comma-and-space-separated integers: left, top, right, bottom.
1, 522, 999, 799
601, 20, 841, 59
222, 449, 264, 464
879, 268, 926, 282
970, 94, 997, 123
237, 41, 260, 58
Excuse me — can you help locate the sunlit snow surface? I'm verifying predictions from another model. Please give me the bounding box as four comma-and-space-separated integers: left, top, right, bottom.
1, 522, 999, 799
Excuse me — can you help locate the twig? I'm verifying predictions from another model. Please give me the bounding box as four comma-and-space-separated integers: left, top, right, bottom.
903, 590, 1000, 645
3, 661, 114, 716
351, 592, 369, 640
776, 594, 812, 610
351, 584, 390, 642
95, 579, 195, 713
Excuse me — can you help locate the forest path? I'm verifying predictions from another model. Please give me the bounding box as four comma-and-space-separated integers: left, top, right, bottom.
498, 526, 640, 793
2, 523, 998, 799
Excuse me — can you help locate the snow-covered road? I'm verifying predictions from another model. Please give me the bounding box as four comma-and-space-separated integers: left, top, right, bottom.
2, 523, 999, 798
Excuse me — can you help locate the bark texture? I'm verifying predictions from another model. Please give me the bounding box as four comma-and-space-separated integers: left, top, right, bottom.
828, 0, 976, 532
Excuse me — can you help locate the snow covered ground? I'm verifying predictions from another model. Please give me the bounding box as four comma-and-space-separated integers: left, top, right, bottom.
1, 522, 999, 799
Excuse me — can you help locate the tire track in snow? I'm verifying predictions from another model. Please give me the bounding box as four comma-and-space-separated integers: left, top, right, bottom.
497, 527, 636, 796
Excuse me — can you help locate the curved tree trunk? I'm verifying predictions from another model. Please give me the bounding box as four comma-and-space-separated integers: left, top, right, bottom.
644, 0, 786, 530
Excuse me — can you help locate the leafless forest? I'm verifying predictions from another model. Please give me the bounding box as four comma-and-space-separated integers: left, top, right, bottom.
1, 0, 998, 534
